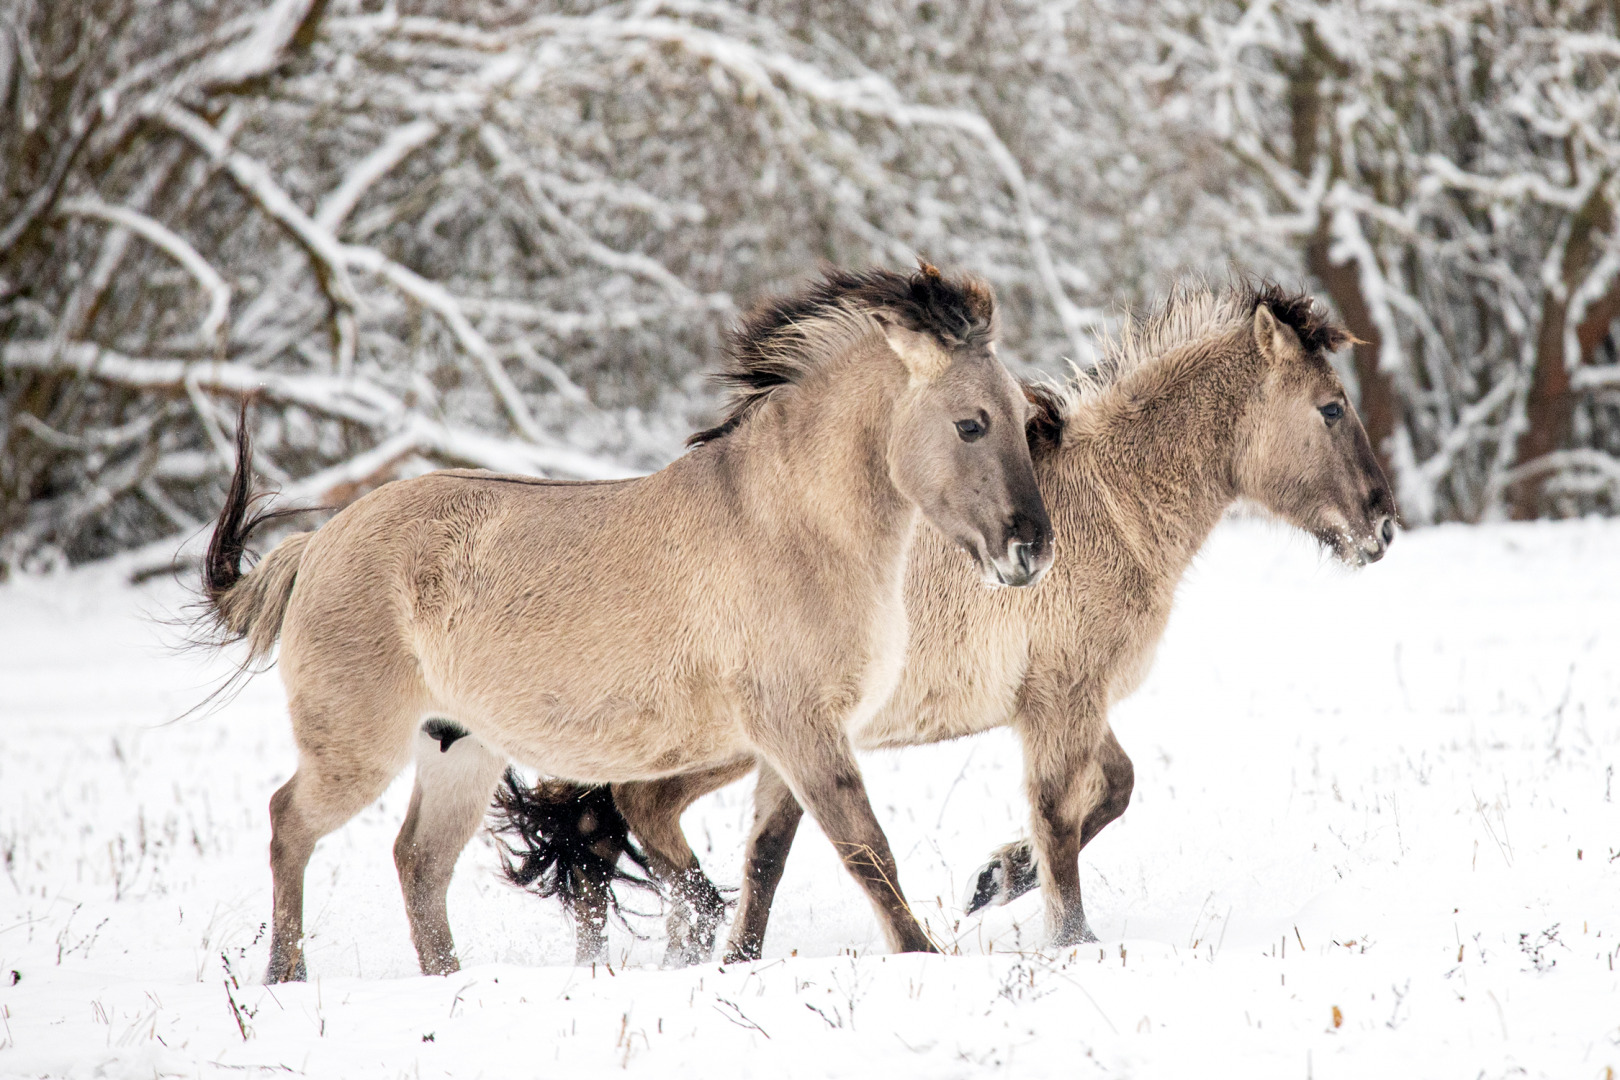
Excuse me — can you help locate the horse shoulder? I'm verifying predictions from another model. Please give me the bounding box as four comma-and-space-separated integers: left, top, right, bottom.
856, 542, 1030, 749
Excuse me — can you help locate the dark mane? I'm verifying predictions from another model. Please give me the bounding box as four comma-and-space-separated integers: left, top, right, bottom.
1244, 279, 1356, 358
1058, 278, 1355, 418
687, 260, 996, 447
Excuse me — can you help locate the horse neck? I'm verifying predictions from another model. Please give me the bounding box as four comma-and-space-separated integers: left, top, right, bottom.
1059, 336, 1260, 578
723, 337, 916, 572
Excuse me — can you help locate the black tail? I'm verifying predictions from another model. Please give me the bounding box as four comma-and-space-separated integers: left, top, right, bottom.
202, 399, 307, 605
489, 770, 657, 915
203, 400, 261, 602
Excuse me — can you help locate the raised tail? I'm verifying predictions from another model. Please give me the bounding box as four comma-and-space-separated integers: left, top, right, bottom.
199, 401, 312, 663
489, 770, 657, 915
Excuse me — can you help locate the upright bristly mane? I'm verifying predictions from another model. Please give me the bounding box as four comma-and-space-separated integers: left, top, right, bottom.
1035, 279, 1353, 433
687, 261, 996, 447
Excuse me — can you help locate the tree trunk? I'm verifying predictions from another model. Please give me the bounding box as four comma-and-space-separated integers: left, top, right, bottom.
1508, 192, 1612, 519
1306, 232, 1400, 487
1291, 25, 1398, 486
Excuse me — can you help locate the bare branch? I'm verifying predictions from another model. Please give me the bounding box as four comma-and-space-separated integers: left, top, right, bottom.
57, 196, 231, 351
199, 0, 325, 92
315, 119, 439, 234
339, 243, 546, 443
3, 340, 402, 426
0, 96, 104, 258
157, 102, 360, 373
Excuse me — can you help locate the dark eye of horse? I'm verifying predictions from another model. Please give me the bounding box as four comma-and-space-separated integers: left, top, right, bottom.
1319, 402, 1345, 424
955, 416, 988, 442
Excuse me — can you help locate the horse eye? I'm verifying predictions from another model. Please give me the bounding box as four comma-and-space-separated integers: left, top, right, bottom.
1319, 402, 1345, 424
955, 416, 988, 442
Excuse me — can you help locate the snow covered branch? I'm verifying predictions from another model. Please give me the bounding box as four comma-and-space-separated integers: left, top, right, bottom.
56, 196, 231, 352
7, 0, 1618, 571
1142, 0, 1620, 521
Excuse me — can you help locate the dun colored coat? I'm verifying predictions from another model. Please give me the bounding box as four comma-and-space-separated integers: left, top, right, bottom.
498, 282, 1397, 964
198, 263, 1054, 982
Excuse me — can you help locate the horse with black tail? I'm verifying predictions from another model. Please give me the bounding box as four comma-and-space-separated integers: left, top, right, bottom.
494, 281, 1398, 964
197, 261, 1052, 980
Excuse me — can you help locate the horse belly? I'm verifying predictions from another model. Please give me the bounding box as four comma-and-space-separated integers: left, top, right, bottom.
485, 691, 748, 783
418, 636, 748, 783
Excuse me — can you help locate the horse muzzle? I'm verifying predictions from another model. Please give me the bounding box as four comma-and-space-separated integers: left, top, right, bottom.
986, 536, 1052, 588
1355, 515, 1396, 565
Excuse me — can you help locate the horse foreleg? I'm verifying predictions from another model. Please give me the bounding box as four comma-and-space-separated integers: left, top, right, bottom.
963, 724, 1134, 915
962, 838, 1042, 915
614, 759, 753, 967
1013, 682, 1115, 947
1079, 726, 1134, 847
751, 733, 938, 957
721, 764, 803, 963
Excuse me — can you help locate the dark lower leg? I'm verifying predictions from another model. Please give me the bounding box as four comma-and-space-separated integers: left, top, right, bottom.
663, 867, 727, 966
615, 762, 751, 966
967, 725, 1133, 922
572, 871, 611, 965
1030, 766, 1098, 946
1078, 729, 1134, 849
1033, 817, 1091, 945
394, 807, 466, 975
767, 753, 936, 955
722, 766, 803, 962
395, 786, 458, 975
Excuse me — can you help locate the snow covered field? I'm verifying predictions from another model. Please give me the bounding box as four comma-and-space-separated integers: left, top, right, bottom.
1, 517, 1616, 1079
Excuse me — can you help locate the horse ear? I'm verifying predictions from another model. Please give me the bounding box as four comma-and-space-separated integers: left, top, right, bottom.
1022, 381, 1066, 454
1253, 304, 1304, 364
879, 316, 951, 381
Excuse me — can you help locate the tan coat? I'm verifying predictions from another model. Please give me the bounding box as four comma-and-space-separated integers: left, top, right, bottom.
199, 264, 1053, 980
541, 282, 1397, 963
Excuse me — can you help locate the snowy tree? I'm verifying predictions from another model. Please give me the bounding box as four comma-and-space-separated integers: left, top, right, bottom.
0, 0, 1241, 573
3, 0, 1617, 574
1125, 0, 1620, 521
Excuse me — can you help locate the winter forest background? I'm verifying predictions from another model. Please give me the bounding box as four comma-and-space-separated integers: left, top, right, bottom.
4, 0, 1620, 574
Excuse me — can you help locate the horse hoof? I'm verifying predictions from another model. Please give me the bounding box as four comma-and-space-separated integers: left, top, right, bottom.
1052, 919, 1098, 948
963, 843, 1041, 915
962, 858, 1007, 915
420, 954, 460, 977
721, 943, 762, 965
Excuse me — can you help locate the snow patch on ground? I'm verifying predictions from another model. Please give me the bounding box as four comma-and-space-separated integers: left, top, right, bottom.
1, 518, 1617, 1078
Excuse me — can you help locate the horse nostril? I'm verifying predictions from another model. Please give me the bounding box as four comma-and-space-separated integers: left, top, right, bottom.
1014, 541, 1034, 577
1380, 518, 1395, 546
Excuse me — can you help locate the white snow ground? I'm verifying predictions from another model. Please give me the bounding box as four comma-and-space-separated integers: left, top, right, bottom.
1, 517, 1616, 1079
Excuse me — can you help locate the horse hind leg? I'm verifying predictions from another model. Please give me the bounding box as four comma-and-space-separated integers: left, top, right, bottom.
394, 723, 507, 975
614, 759, 753, 967
267, 706, 416, 983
